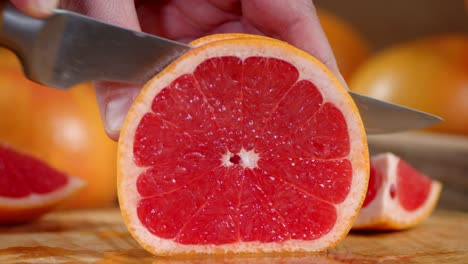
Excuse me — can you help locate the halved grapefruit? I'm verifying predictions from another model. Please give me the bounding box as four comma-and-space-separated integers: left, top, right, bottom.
353, 153, 442, 230
118, 34, 369, 255
0, 145, 85, 224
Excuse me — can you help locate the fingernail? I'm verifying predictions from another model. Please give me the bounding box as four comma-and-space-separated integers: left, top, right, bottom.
33, 0, 59, 16
104, 95, 134, 135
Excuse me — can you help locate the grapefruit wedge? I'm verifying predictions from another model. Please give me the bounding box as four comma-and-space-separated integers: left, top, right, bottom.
118, 34, 369, 255
0, 145, 85, 224
353, 153, 442, 230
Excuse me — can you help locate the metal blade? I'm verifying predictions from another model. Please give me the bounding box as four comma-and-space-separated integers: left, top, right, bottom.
0, 3, 443, 134
1, 3, 191, 89
349, 91, 443, 134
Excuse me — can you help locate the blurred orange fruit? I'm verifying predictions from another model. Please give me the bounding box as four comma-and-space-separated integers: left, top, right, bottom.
317, 9, 371, 81
0, 48, 117, 208
349, 34, 468, 135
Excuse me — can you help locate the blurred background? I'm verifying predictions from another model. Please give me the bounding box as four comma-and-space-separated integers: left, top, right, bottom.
0, 0, 466, 218
315, 0, 468, 211
316, 0, 468, 50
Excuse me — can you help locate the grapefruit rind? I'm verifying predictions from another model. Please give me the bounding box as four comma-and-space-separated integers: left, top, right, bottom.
0, 176, 85, 208
118, 36, 369, 255
0, 176, 85, 224
188, 33, 273, 47
353, 153, 442, 230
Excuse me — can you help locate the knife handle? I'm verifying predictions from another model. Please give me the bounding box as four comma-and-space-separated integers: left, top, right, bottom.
0, 2, 44, 72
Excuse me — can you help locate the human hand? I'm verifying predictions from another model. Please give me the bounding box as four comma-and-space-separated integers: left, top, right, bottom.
9, 0, 58, 17
12, 0, 343, 141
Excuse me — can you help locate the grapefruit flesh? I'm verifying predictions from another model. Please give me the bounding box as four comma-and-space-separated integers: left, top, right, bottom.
361, 163, 383, 208
353, 153, 442, 230
0, 145, 85, 224
118, 35, 369, 255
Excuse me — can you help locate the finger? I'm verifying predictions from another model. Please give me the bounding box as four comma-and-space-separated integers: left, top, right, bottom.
10, 0, 58, 18
242, 0, 347, 87
61, 0, 142, 140
93, 82, 141, 141
60, 0, 141, 30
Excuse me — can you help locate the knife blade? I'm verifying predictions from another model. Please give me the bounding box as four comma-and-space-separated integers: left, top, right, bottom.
0, 2, 442, 134
348, 92, 441, 134
0, 2, 190, 89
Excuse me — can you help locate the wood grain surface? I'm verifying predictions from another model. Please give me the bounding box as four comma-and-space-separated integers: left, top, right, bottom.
0, 208, 466, 263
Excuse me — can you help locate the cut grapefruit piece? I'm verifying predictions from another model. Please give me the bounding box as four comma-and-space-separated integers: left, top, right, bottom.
118, 34, 369, 255
0, 145, 85, 224
353, 153, 442, 230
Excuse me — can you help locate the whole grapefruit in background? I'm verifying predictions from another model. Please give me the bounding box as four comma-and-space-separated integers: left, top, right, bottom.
0, 48, 117, 209
317, 9, 371, 81
118, 34, 369, 255
349, 34, 468, 135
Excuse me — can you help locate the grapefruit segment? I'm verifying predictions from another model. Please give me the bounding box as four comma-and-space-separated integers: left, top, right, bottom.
118, 34, 369, 255
396, 159, 432, 211
353, 153, 442, 230
0, 145, 85, 224
361, 163, 383, 208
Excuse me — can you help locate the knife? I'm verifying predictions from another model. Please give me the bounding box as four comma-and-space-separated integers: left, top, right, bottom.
0, 2, 442, 134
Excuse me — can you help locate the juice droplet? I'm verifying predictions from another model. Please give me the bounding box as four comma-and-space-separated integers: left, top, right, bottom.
389, 184, 397, 199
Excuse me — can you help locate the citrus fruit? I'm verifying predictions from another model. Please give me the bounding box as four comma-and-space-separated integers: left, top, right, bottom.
118, 34, 369, 255
353, 153, 442, 230
0, 144, 85, 224
317, 9, 370, 81
0, 48, 118, 208
349, 34, 468, 135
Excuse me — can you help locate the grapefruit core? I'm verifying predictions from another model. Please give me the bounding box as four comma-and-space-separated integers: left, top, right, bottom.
118, 34, 369, 255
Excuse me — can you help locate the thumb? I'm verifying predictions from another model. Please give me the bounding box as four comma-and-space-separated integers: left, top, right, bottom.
93, 82, 141, 141
61, 0, 142, 140
10, 0, 58, 18
242, 0, 347, 89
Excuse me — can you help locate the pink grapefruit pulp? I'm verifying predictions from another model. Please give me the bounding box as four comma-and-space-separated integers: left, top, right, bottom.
118, 34, 369, 255
354, 153, 442, 230
0, 145, 84, 224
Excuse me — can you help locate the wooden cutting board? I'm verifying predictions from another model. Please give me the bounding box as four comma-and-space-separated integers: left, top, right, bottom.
0, 208, 466, 263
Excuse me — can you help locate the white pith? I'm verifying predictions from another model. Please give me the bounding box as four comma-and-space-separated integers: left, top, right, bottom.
118, 38, 369, 255
222, 148, 259, 169
353, 153, 442, 229
0, 176, 85, 207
